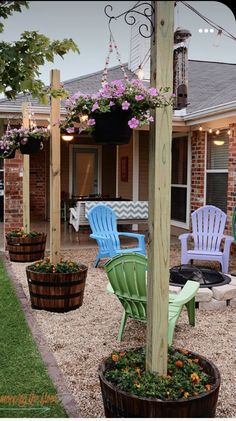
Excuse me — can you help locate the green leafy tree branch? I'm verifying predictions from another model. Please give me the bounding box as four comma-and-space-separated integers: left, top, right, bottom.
0, 1, 79, 101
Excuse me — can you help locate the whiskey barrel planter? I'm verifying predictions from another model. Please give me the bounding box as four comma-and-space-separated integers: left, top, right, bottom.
26, 264, 88, 312
98, 350, 220, 418
92, 108, 132, 145
6, 233, 47, 262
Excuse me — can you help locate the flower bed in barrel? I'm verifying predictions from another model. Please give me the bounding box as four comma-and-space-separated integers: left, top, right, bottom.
6, 229, 47, 262
26, 258, 88, 313
98, 346, 220, 418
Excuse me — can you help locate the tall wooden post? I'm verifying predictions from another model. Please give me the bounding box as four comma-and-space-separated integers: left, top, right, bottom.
22, 102, 30, 233
50, 69, 61, 264
146, 1, 174, 375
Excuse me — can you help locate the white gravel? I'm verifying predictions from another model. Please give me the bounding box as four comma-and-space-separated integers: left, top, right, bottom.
7, 245, 236, 418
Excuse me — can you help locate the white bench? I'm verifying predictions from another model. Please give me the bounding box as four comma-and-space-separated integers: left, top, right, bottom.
69, 201, 148, 232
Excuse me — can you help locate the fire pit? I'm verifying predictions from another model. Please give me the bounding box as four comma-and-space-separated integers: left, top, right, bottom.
170, 265, 231, 288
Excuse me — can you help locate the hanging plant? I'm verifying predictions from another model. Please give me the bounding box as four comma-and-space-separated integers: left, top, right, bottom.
61, 32, 174, 145
61, 79, 174, 144
19, 127, 50, 155
0, 127, 20, 159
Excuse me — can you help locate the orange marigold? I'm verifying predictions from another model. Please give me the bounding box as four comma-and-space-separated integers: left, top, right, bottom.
191, 372, 200, 383
184, 392, 190, 398
111, 354, 119, 362
180, 348, 189, 355
175, 360, 184, 368
205, 384, 212, 391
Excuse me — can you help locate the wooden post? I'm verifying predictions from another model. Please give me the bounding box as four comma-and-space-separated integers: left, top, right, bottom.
50, 69, 61, 264
146, 1, 174, 375
22, 102, 30, 233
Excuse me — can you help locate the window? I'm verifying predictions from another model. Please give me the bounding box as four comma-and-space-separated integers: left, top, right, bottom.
171, 136, 188, 223
206, 130, 228, 212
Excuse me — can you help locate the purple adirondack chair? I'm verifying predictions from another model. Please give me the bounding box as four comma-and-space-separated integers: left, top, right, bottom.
179, 205, 234, 273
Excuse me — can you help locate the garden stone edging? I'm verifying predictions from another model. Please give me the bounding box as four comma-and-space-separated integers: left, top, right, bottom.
1, 252, 81, 418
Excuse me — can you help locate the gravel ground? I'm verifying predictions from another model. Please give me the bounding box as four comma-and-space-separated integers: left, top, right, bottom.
6, 244, 236, 418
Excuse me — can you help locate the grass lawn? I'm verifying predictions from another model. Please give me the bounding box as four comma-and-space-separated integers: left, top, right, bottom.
0, 259, 68, 418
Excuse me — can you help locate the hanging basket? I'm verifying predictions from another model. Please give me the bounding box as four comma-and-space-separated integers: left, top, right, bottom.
92, 108, 132, 145
20, 137, 43, 155
0, 149, 16, 159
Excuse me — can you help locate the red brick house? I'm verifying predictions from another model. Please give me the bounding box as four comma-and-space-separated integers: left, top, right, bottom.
0, 60, 236, 237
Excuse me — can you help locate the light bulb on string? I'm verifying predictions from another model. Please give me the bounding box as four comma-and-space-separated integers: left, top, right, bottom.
199, 126, 203, 131
209, 128, 212, 134
228, 129, 231, 135
216, 129, 220, 135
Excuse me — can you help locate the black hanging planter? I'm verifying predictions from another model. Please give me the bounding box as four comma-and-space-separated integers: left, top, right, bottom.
92, 108, 132, 145
20, 136, 43, 155
1, 149, 16, 159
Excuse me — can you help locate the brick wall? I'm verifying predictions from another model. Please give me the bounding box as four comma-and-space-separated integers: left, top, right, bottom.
190, 130, 205, 214
30, 149, 46, 220
4, 150, 23, 234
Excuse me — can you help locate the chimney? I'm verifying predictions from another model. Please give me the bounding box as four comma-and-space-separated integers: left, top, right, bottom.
173, 27, 192, 110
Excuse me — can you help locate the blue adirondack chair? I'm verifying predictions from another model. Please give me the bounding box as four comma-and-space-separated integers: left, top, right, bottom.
179, 205, 234, 273
87, 204, 146, 267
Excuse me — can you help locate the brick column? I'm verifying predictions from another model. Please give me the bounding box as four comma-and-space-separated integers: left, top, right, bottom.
4, 150, 23, 239
190, 130, 205, 214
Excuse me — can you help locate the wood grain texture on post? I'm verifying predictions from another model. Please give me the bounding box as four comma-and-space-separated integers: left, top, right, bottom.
50, 69, 61, 264
146, 1, 174, 375
22, 102, 30, 233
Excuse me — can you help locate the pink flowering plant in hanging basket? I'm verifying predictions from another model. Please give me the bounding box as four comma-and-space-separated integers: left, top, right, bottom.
0, 126, 50, 157
61, 79, 174, 133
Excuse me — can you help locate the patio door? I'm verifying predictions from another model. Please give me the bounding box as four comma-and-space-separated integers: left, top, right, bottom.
71, 146, 101, 197
171, 134, 190, 227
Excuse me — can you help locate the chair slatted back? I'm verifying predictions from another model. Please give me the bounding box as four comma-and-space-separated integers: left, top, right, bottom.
104, 253, 147, 321
88, 204, 120, 253
192, 205, 226, 252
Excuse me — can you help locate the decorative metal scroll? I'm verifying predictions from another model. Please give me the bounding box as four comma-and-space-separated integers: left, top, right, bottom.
104, 2, 154, 39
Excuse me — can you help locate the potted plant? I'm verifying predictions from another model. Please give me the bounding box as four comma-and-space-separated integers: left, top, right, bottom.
6, 228, 47, 262
26, 258, 88, 313
61, 79, 174, 145
0, 128, 20, 159
18, 126, 50, 155
98, 346, 221, 418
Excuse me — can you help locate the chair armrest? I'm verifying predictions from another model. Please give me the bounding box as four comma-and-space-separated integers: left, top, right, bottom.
178, 233, 192, 240
117, 232, 145, 240
90, 233, 107, 240
117, 232, 145, 253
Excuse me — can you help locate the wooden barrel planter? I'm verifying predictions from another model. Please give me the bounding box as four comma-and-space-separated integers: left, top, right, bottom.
6, 233, 47, 262
98, 350, 221, 418
26, 264, 88, 313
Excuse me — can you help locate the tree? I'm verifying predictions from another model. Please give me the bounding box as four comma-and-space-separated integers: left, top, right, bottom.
0, 1, 79, 101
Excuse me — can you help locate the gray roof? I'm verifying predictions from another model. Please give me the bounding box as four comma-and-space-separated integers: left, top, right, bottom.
0, 61, 236, 115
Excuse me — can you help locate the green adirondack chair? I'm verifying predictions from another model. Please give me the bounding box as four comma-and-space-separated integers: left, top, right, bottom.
104, 252, 199, 343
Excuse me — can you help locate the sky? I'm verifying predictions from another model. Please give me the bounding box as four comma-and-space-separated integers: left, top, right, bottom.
1, 1, 236, 85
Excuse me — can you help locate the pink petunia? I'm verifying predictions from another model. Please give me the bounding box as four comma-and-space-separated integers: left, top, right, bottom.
128, 117, 139, 129
92, 102, 99, 112
122, 101, 130, 110
87, 119, 96, 126
135, 95, 144, 101
149, 87, 158, 96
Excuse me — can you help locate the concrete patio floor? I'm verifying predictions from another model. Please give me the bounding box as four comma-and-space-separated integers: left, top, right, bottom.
0, 220, 181, 251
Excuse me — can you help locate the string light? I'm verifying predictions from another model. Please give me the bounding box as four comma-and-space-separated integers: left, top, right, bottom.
199, 126, 203, 131
216, 129, 220, 135
209, 128, 212, 133
228, 129, 231, 135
